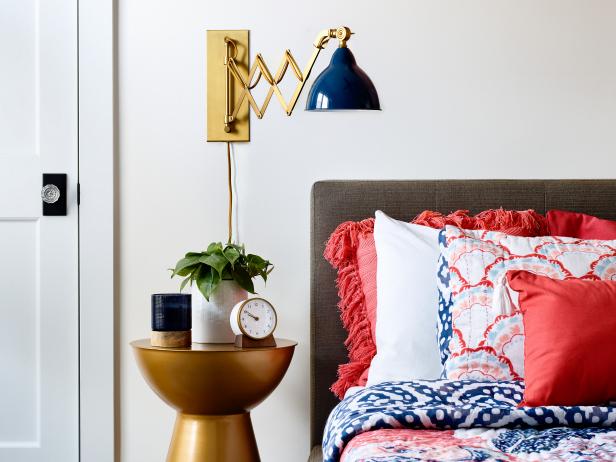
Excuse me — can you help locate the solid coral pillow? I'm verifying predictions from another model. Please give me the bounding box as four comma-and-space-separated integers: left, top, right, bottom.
324, 209, 548, 398
507, 270, 616, 407
547, 209, 616, 239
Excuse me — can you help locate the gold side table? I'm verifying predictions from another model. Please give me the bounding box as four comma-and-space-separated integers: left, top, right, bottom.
131, 338, 296, 462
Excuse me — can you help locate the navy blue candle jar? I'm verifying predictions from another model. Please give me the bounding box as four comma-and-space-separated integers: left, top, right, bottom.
151, 293, 191, 332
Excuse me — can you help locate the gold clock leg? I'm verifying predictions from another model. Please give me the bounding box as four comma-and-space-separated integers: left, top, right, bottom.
167, 412, 260, 462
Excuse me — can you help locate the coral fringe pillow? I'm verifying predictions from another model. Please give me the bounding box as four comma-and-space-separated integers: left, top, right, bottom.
507, 270, 616, 406
547, 209, 616, 240
324, 209, 548, 398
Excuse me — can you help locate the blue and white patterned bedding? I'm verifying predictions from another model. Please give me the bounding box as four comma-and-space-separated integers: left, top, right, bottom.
323, 380, 616, 461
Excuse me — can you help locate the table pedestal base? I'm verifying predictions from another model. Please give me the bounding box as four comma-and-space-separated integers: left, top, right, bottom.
167, 412, 260, 462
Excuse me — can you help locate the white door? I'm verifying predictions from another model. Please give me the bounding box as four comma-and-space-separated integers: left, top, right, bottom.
0, 0, 79, 461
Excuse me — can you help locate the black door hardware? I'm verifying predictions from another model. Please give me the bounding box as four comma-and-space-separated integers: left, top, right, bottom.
42, 173, 67, 216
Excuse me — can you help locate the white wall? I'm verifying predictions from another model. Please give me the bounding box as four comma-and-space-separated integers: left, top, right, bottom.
118, 1, 616, 460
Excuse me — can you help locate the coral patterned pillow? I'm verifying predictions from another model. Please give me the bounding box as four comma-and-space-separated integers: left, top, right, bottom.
441, 225, 616, 381
324, 210, 548, 398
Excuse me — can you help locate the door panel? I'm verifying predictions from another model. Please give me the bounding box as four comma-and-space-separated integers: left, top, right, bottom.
0, 0, 79, 460
0, 220, 38, 443
0, 0, 36, 157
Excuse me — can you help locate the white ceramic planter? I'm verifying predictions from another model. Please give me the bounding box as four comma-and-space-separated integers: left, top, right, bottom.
191, 280, 247, 343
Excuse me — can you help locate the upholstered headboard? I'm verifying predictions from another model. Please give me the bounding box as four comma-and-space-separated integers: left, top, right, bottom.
310, 179, 616, 449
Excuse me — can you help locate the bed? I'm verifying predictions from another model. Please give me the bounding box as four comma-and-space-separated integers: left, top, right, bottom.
309, 180, 616, 462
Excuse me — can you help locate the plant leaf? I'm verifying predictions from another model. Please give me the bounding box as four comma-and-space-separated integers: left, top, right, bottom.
232, 266, 255, 293
176, 264, 200, 277
246, 254, 273, 282
260, 264, 273, 283
180, 277, 192, 292
197, 267, 221, 301
172, 256, 201, 277
221, 267, 233, 280
199, 253, 228, 277
246, 254, 266, 266
245, 254, 264, 276
223, 246, 241, 266
206, 242, 223, 254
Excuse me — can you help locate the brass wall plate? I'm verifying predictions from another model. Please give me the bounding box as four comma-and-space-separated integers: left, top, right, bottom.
207, 30, 250, 142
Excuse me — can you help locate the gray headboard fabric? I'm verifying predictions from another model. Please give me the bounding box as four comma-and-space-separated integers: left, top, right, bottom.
310, 179, 616, 449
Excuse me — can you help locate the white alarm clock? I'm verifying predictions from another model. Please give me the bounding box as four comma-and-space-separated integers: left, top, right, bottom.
230, 297, 277, 347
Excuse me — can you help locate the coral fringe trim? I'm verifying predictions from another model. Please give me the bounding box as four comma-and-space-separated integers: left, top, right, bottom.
324, 219, 376, 398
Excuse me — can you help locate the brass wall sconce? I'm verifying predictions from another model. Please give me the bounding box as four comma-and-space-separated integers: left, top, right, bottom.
206, 27, 380, 142
206, 27, 380, 244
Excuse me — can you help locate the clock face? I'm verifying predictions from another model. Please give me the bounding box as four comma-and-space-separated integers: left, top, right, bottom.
238, 298, 277, 339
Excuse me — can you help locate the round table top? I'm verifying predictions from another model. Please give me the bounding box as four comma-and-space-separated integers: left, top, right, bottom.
131, 338, 297, 352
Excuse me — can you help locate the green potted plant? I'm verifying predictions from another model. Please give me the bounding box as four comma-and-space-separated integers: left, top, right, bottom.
172, 242, 272, 343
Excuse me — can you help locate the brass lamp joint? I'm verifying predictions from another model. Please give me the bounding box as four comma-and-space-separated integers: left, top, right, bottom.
335, 26, 352, 48
313, 26, 353, 49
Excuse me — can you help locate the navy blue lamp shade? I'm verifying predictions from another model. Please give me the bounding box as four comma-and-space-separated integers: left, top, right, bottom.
305, 47, 380, 111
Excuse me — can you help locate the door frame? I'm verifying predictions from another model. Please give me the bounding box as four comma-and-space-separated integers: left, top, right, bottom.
78, 0, 115, 460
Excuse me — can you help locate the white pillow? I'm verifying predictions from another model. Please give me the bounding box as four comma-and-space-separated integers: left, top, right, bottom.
367, 211, 443, 386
